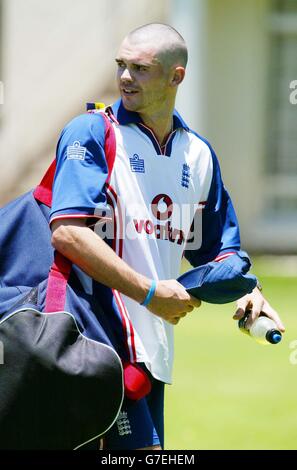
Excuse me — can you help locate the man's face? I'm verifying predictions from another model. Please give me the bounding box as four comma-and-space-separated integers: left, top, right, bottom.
116, 38, 172, 115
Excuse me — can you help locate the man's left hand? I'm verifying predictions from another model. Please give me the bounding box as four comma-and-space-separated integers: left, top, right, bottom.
233, 287, 285, 332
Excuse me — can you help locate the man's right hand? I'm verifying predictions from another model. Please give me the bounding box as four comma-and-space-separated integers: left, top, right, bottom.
146, 280, 201, 325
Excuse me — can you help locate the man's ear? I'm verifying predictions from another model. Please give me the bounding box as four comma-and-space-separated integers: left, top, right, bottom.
171, 66, 185, 87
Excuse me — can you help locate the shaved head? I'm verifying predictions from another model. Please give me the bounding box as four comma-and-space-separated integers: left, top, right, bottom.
126, 23, 188, 70
116, 23, 187, 122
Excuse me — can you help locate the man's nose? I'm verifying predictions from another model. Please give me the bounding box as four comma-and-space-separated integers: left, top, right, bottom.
120, 67, 133, 82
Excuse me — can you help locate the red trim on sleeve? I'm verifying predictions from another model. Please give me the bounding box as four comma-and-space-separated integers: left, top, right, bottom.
49, 213, 111, 226
214, 252, 236, 262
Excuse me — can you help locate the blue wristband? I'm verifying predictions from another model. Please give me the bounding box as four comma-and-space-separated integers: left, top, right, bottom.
141, 280, 157, 306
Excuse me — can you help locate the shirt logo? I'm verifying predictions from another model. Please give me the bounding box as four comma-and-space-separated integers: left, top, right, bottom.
116, 411, 132, 436
133, 194, 185, 245
181, 163, 191, 188
129, 154, 145, 173
66, 141, 86, 160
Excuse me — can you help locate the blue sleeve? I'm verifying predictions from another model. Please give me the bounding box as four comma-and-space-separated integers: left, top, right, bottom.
50, 113, 108, 223
184, 144, 240, 267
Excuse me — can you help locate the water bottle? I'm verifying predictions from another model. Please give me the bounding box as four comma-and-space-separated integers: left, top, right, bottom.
238, 311, 282, 345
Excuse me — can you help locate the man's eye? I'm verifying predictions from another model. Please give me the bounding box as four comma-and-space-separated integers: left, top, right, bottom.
135, 65, 147, 72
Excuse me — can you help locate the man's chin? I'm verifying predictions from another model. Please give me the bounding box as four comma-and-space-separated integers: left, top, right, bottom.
121, 97, 141, 112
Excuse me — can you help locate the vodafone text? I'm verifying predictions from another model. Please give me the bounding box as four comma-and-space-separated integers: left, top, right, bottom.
95, 194, 203, 250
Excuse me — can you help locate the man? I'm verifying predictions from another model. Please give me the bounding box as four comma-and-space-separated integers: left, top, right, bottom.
50, 23, 284, 450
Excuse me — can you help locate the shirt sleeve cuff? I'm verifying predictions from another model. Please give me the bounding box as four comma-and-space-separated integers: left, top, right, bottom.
214, 251, 238, 262
49, 208, 111, 226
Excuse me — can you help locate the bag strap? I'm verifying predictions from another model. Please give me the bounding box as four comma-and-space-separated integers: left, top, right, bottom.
45, 251, 72, 312
33, 159, 56, 208
41, 111, 116, 312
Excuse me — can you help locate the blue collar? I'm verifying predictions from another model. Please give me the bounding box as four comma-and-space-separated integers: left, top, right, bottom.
110, 99, 189, 131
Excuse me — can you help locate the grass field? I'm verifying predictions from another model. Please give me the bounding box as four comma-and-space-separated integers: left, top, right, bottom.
165, 258, 297, 449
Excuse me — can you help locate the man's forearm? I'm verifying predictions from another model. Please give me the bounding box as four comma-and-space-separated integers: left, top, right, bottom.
51, 220, 201, 324
51, 222, 150, 303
